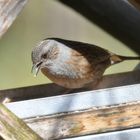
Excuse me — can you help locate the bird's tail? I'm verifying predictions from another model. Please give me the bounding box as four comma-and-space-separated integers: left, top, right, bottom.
110, 54, 140, 65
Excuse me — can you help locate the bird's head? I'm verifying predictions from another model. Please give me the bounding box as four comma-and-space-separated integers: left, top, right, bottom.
31, 39, 59, 76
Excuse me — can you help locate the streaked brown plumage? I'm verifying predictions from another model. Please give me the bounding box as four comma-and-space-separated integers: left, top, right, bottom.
31, 38, 140, 89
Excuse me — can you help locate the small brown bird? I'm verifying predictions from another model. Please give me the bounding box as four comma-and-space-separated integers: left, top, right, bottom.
31, 38, 140, 89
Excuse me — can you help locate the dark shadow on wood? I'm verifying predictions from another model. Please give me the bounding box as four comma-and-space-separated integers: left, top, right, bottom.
0, 70, 140, 103
135, 62, 140, 70
59, 0, 140, 54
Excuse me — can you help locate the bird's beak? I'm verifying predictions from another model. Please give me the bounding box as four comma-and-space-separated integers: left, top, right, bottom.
31, 62, 42, 77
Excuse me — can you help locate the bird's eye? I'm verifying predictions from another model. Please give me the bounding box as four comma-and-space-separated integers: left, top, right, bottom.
42, 53, 47, 59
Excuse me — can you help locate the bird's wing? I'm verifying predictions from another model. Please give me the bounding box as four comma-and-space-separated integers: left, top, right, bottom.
52, 38, 111, 64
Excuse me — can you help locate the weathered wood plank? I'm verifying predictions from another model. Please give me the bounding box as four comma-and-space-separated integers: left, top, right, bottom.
0, 0, 28, 38
0, 103, 43, 140
25, 101, 140, 140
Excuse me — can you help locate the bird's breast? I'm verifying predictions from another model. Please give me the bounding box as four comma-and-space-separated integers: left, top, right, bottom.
41, 67, 94, 89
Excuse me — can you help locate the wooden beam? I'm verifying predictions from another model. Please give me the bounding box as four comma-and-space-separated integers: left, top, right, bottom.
1, 70, 140, 102
25, 101, 140, 139
0, 103, 43, 140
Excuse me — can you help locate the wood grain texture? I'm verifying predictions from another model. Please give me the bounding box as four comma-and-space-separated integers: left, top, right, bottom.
0, 0, 28, 38
26, 101, 140, 140
0, 103, 43, 140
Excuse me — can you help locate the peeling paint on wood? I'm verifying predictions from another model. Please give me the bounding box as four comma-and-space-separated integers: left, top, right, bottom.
25, 101, 140, 140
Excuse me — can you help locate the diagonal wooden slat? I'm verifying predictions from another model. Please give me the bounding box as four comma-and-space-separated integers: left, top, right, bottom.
0, 103, 43, 140
0, 0, 28, 38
